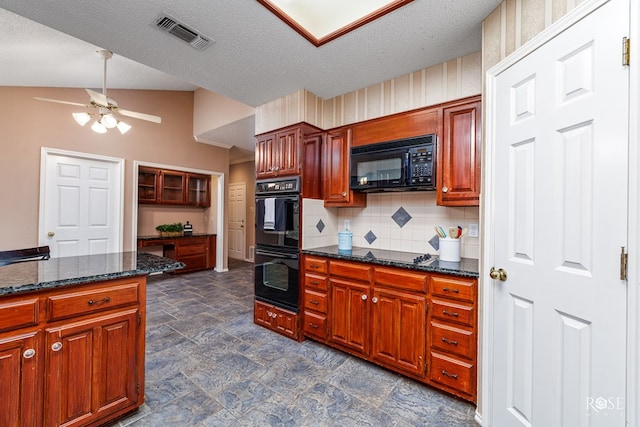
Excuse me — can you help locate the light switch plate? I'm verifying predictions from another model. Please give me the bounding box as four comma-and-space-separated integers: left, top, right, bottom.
469, 224, 479, 238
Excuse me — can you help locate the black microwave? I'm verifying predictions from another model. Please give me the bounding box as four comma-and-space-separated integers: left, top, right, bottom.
350, 134, 436, 192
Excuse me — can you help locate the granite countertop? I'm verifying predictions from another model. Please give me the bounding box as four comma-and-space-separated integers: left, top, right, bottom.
301, 245, 479, 278
137, 233, 216, 241
0, 251, 184, 296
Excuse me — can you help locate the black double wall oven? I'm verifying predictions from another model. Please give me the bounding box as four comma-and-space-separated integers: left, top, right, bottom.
254, 177, 300, 312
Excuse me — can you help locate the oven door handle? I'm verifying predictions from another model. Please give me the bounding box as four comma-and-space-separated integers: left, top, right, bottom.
255, 248, 299, 259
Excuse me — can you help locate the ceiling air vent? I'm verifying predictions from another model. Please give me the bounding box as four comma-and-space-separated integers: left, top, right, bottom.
153, 13, 213, 51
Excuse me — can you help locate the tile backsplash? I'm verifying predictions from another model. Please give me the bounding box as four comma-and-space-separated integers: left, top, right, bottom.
302, 192, 479, 259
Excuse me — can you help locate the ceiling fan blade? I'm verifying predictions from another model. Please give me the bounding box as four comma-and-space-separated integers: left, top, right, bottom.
118, 108, 162, 124
85, 88, 109, 106
34, 97, 87, 107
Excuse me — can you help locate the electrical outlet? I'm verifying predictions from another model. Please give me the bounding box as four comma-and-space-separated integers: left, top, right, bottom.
469, 223, 479, 238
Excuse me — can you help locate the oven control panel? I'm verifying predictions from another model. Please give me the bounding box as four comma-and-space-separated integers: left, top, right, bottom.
256, 176, 301, 194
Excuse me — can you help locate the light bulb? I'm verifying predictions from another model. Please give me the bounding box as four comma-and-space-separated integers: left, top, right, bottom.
100, 113, 118, 128
116, 121, 132, 134
91, 121, 107, 134
72, 112, 91, 126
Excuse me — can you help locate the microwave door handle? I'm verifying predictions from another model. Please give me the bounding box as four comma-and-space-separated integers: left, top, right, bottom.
405, 152, 410, 183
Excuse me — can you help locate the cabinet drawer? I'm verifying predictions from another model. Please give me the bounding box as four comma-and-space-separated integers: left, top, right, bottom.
375, 267, 427, 293
430, 299, 474, 327
304, 289, 328, 313
429, 275, 476, 303
176, 240, 207, 256
430, 322, 475, 360
0, 298, 39, 332
305, 273, 328, 291
303, 311, 327, 339
330, 260, 372, 282
47, 282, 139, 321
430, 352, 474, 396
305, 257, 328, 274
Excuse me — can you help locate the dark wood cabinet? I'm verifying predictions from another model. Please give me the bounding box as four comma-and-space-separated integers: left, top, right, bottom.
323, 128, 366, 207
138, 167, 210, 207
0, 277, 146, 427
138, 235, 216, 274
438, 97, 482, 206
330, 278, 370, 355
254, 300, 301, 341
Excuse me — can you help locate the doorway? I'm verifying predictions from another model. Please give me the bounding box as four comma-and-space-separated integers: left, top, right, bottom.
229, 182, 246, 261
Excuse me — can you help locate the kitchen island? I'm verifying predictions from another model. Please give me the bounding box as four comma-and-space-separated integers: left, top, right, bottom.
0, 251, 182, 427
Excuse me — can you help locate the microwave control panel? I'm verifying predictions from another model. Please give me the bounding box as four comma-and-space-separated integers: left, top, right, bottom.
409, 144, 435, 187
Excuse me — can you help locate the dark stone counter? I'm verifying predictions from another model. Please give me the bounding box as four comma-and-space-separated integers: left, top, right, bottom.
0, 251, 184, 296
301, 245, 479, 278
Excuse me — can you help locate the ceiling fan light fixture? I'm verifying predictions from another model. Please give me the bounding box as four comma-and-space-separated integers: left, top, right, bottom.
72, 112, 91, 126
91, 121, 107, 134
116, 121, 132, 135
100, 113, 118, 128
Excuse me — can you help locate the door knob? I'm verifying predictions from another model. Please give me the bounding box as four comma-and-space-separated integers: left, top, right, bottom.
489, 267, 508, 282
47, 231, 55, 237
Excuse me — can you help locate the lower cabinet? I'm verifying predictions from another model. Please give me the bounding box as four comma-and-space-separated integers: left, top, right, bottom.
301, 255, 478, 403
138, 235, 216, 274
0, 277, 146, 427
254, 300, 301, 341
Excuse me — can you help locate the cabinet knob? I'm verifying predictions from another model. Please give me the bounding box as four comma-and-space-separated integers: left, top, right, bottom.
372, 297, 378, 303
342, 192, 347, 197
23, 348, 36, 359
51, 342, 63, 352
442, 186, 449, 193
361, 294, 367, 301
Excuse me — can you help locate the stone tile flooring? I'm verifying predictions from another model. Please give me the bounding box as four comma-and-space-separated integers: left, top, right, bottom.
115, 259, 478, 426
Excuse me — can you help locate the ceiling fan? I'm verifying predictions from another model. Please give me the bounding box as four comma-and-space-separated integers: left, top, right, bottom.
34, 50, 162, 134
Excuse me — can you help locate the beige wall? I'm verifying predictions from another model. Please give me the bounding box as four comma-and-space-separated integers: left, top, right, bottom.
482, 0, 586, 71
229, 160, 256, 259
255, 51, 482, 133
0, 86, 229, 254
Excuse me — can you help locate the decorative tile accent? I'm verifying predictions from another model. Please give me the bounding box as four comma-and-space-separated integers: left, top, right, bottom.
392, 207, 412, 228
428, 234, 440, 250
364, 231, 377, 244
316, 219, 325, 233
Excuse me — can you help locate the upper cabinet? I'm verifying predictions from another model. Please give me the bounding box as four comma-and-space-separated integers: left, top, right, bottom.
323, 128, 366, 208
437, 97, 482, 207
138, 167, 210, 207
255, 123, 322, 181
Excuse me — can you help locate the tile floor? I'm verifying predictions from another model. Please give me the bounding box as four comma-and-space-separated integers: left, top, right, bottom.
115, 259, 478, 426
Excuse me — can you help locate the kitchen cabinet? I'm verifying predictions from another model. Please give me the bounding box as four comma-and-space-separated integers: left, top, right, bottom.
255, 123, 323, 180
0, 276, 146, 427
323, 128, 366, 208
300, 254, 478, 403
137, 235, 216, 274
254, 300, 301, 341
438, 96, 482, 206
138, 167, 211, 207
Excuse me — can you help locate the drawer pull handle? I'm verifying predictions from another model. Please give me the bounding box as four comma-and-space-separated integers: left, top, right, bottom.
310, 280, 320, 285
442, 310, 459, 317
88, 297, 111, 306
442, 287, 459, 293
442, 370, 458, 379
23, 348, 36, 359
309, 300, 320, 305
308, 323, 319, 329
441, 337, 458, 345
51, 342, 63, 352
310, 264, 320, 269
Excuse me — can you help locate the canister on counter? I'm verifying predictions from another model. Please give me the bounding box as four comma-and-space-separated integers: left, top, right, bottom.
183, 221, 193, 236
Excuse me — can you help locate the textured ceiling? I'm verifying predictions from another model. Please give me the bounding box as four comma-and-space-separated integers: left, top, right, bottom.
0, 1, 501, 107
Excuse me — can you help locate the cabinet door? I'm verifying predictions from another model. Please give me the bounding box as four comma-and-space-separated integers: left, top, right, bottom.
330, 278, 369, 355
186, 173, 210, 207
0, 331, 41, 427
254, 300, 274, 328
323, 129, 366, 207
371, 288, 426, 377
160, 170, 186, 204
274, 129, 300, 176
45, 310, 139, 427
301, 133, 323, 199
255, 133, 275, 179
137, 167, 159, 204
438, 99, 482, 206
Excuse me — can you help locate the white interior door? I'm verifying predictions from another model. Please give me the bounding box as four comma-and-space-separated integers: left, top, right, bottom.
40, 149, 123, 258
486, 0, 629, 425
229, 182, 246, 260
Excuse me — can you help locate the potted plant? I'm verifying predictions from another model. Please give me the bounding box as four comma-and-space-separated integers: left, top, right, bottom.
155, 222, 184, 237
